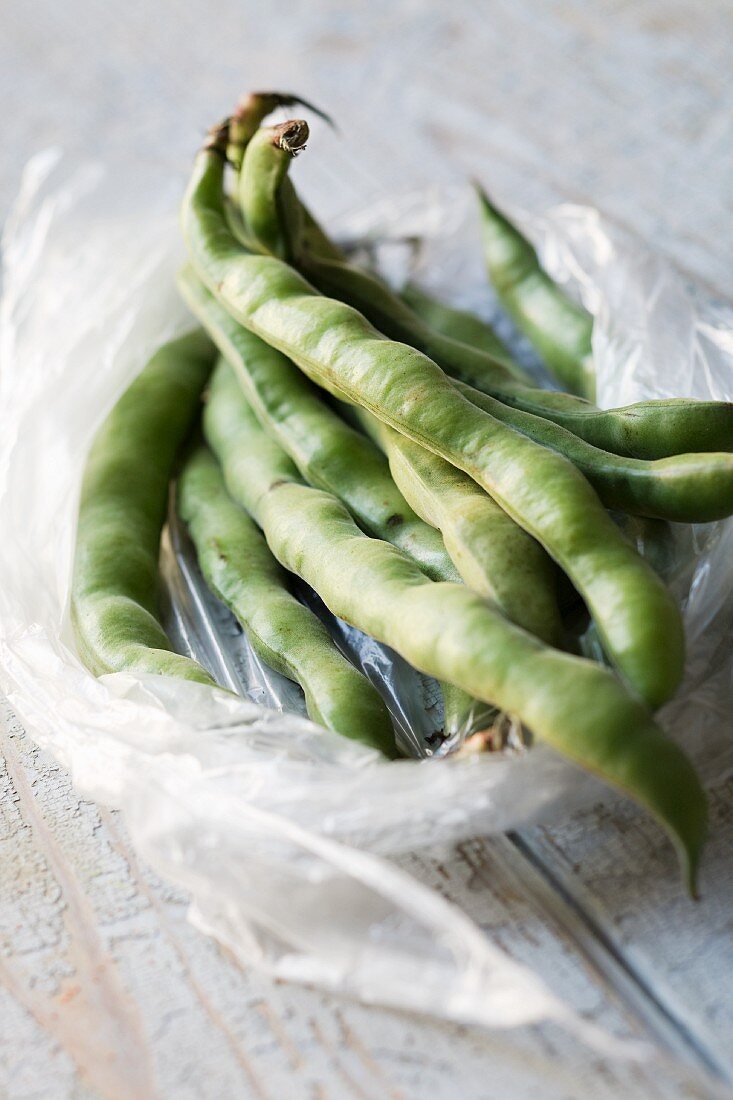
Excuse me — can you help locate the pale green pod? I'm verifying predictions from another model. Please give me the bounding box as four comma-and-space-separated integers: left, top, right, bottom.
71, 330, 217, 686
178, 446, 397, 756
179, 272, 482, 737
182, 144, 685, 711
352, 408, 563, 647
238, 120, 309, 260
201, 357, 706, 893
476, 186, 595, 399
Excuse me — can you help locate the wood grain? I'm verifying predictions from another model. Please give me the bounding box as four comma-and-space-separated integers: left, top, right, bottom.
2, 700, 728, 1099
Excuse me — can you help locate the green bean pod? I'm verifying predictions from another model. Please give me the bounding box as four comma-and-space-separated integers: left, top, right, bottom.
229, 98, 341, 262
178, 267, 455, 583
408, 291, 733, 521
182, 138, 684, 709
71, 331, 217, 685
475, 187, 595, 398
454, 380, 733, 523
179, 268, 563, 643
236, 122, 523, 380
233, 123, 733, 459
178, 445, 397, 755
353, 407, 563, 646
182, 313, 480, 740
238, 120, 309, 260
298, 249, 733, 461
203, 365, 706, 892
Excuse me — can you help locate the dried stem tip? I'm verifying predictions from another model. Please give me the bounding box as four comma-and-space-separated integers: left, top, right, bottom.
272, 119, 309, 156
233, 91, 335, 130
203, 117, 231, 156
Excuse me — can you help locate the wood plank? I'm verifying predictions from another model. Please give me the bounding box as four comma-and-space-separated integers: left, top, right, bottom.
517, 773, 733, 1083
0, 701, 722, 1099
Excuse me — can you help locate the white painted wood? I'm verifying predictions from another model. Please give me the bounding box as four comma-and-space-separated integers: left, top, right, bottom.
2, 701, 722, 1100
2, 0, 732, 293
2, 0, 733, 1095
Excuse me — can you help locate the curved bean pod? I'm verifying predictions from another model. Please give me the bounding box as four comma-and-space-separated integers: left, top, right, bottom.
298, 250, 733, 461
72, 331, 217, 685
410, 293, 682, 663
238, 120, 309, 260
180, 267, 563, 645
185, 324, 480, 739
405, 288, 733, 520
352, 406, 563, 646
178, 445, 397, 756
182, 137, 684, 709
233, 118, 733, 459
228, 97, 342, 261
178, 267, 455, 583
476, 187, 595, 398
226, 103, 341, 264
236, 124, 517, 376
454, 380, 733, 523
203, 368, 706, 892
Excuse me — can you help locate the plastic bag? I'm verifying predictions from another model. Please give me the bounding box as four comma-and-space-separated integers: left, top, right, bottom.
1, 148, 732, 1051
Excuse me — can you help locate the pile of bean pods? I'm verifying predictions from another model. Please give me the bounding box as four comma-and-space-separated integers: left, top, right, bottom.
71, 91, 733, 891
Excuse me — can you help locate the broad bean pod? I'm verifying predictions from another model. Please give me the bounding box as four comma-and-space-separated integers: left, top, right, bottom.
71, 331, 217, 685
238, 120, 309, 260
403, 294, 733, 521
352, 406, 563, 646
454, 380, 733, 523
235, 115, 343, 261
189, 335, 481, 739
298, 249, 733, 461
476, 186, 595, 399
228, 94, 342, 262
234, 113, 733, 460
181, 134, 684, 709
179, 267, 563, 645
178, 267, 455, 582
202, 363, 707, 892
178, 444, 397, 755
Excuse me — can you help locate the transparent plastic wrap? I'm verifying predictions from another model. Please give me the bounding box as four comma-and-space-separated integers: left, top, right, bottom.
1, 150, 732, 1051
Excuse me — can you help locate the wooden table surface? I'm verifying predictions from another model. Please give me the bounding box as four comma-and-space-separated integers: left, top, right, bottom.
2, 2, 733, 1097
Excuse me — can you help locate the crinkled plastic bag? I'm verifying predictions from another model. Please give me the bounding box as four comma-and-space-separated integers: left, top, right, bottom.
1, 149, 732, 1050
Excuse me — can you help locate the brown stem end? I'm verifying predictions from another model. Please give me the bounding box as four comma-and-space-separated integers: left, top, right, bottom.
203, 117, 231, 157
272, 119, 310, 156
